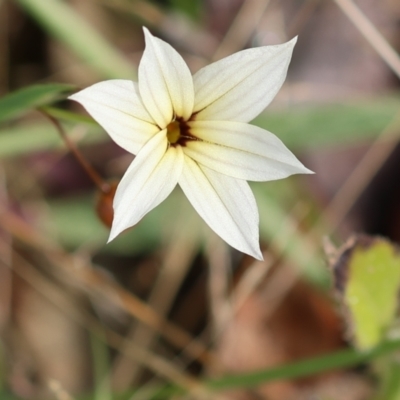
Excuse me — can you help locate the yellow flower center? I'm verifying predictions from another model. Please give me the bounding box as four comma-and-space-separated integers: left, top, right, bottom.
166, 121, 181, 144
165, 118, 196, 147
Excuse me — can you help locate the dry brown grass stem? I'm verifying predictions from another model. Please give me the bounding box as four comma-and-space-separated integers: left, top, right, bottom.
111, 216, 201, 389
207, 234, 232, 336
287, 0, 320, 38
333, 0, 400, 79
320, 111, 400, 234
232, 203, 311, 322
99, 0, 216, 59
0, 209, 216, 367
251, 112, 400, 323
48, 380, 75, 400
2, 237, 201, 391
0, 166, 12, 330
212, 0, 271, 61
0, 1, 9, 95
100, 0, 165, 27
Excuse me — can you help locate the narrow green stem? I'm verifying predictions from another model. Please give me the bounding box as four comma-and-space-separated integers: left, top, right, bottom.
75, 340, 400, 399
206, 338, 400, 391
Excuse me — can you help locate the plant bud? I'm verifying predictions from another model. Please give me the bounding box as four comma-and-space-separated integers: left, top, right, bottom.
95, 181, 118, 228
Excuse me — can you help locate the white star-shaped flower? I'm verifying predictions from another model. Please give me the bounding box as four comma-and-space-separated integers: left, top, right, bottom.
70, 27, 312, 260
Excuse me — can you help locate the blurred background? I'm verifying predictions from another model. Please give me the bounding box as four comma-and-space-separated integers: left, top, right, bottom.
0, 0, 400, 399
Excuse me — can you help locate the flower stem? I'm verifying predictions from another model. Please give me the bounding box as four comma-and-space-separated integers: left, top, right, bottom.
40, 109, 111, 194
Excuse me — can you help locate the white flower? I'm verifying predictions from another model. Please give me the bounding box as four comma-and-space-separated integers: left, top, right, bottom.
69, 27, 312, 260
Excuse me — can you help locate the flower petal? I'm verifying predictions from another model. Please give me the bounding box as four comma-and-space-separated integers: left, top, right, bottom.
139, 28, 194, 128
179, 156, 262, 260
69, 80, 159, 154
109, 130, 184, 241
193, 38, 296, 123
185, 120, 313, 181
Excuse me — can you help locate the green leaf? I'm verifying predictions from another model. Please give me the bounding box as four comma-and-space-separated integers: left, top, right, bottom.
0, 84, 75, 124
14, 0, 135, 79
332, 235, 400, 349
41, 106, 97, 125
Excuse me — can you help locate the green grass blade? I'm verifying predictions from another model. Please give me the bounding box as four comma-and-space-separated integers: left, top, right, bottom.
40, 106, 97, 125
80, 339, 400, 397
0, 84, 74, 123
90, 333, 112, 400
14, 0, 135, 79
376, 358, 400, 400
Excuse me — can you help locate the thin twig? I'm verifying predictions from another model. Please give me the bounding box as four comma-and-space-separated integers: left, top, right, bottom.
333, 0, 400, 79
111, 214, 202, 389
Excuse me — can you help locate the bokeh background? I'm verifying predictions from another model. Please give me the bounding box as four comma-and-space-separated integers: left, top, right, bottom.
1, 0, 400, 399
